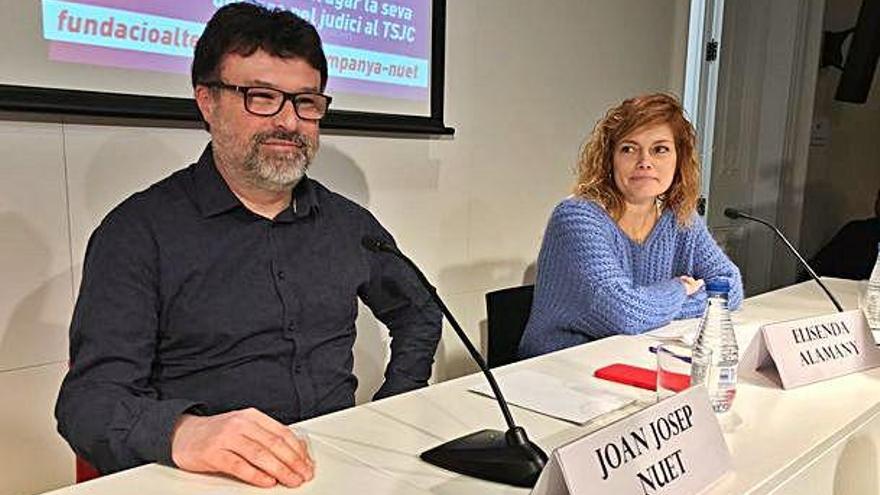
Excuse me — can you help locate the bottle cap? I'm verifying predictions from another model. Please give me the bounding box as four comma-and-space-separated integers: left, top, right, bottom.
706, 279, 730, 293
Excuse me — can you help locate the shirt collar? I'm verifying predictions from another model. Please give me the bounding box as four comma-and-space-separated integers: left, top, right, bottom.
192, 143, 320, 220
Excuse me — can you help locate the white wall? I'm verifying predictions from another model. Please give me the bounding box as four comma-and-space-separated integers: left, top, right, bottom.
0, 1, 688, 493
707, 0, 825, 295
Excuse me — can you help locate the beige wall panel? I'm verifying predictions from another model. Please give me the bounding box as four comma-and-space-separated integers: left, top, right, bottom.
0, 121, 73, 371
62, 125, 208, 291
0, 362, 74, 495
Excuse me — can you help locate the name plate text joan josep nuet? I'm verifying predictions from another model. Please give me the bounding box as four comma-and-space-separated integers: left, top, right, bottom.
531, 386, 730, 495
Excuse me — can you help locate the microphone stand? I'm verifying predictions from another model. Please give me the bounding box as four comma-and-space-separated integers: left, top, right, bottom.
362, 237, 547, 487
724, 208, 844, 312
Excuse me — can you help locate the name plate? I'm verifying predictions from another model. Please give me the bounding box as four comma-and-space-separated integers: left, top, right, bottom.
531, 386, 730, 495
755, 309, 880, 389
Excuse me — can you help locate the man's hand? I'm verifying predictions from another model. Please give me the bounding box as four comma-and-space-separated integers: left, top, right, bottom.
171, 408, 314, 488
679, 276, 705, 296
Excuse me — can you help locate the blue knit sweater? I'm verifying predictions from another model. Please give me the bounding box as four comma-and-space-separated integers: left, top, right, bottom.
518, 197, 743, 358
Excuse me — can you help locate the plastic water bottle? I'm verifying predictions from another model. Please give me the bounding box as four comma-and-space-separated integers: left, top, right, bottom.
690, 280, 738, 413
865, 243, 880, 331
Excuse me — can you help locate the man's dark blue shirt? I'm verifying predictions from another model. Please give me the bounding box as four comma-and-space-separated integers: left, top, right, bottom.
809, 217, 880, 280
55, 145, 442, 473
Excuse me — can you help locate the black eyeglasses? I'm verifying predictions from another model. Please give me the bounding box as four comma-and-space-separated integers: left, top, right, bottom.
203, 81, 332, 121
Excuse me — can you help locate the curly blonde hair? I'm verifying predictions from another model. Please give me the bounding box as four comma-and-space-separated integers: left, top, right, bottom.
573, 93, 700, 225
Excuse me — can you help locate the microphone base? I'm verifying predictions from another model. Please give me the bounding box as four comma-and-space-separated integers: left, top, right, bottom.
419, 427, 548, 487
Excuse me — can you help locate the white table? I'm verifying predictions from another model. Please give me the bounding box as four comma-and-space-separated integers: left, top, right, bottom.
44, 279, 880, 494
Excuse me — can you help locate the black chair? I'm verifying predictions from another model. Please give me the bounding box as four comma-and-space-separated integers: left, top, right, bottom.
485, 285, 535, 368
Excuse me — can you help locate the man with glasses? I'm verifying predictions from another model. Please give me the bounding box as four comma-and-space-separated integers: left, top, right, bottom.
55, 3, 441, 489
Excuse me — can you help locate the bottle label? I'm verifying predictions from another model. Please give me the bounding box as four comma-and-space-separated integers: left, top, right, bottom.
717, 367, 736, 384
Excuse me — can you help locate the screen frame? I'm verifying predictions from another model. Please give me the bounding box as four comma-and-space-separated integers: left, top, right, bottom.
0, 0, 453, 135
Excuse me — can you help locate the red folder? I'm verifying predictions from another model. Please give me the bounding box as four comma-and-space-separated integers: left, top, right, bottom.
594, 363, 690, 392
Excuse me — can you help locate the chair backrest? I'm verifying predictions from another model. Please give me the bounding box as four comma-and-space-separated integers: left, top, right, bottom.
76, 456, 101, 483
485, 285, 535, 368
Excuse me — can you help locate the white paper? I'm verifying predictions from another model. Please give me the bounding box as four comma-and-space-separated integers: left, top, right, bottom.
468, 370, 633, 425
647, 318, 702, 346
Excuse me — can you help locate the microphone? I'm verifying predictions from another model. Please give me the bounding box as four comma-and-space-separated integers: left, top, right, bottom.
723, 208, 844, 312
361, 236, 547, 487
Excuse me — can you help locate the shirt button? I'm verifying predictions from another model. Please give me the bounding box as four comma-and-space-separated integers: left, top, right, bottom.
277, 270, 286, 280
294, 364, 303, 374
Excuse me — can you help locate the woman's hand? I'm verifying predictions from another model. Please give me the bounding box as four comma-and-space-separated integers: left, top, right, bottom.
679, 276, 704, 296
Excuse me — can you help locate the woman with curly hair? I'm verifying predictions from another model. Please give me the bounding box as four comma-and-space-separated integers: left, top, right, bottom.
518, 93, 743, 358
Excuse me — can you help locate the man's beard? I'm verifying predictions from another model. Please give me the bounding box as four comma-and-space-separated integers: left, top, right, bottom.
239, 130, 318, 191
